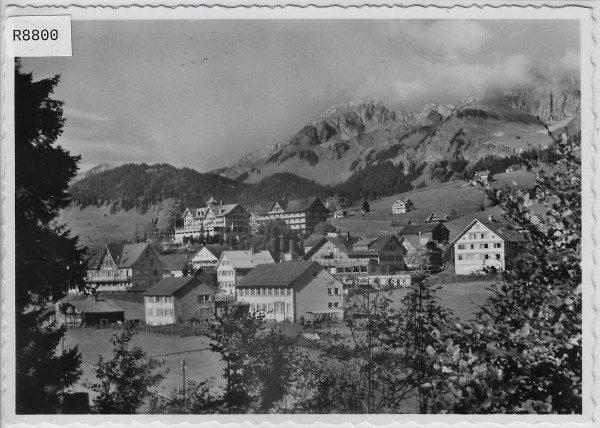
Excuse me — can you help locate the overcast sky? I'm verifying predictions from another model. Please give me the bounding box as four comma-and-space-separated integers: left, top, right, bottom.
22, 19, 580, 173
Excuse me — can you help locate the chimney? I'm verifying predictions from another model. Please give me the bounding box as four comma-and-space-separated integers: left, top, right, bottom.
488, 214, 494, 222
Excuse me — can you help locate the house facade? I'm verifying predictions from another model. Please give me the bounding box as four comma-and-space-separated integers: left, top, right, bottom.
144, 276, 215, 325
451, 219, 524, 275
216, 250, 276, 298
236, 261, 345, 323
174, 196, 251, 243
256, 197, 330, 234
85, 242, 163, 293
191, 245, 230, 269
392, 198, 414, 214
469, 170, 492, 187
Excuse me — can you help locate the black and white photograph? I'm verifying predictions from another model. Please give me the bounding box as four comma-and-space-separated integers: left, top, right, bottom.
2, 3, 597, 424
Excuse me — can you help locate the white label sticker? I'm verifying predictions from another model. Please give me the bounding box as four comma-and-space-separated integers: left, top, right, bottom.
6, 15, 72, 57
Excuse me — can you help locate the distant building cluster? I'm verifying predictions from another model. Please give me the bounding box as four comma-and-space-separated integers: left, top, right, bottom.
72, 194, 526, 328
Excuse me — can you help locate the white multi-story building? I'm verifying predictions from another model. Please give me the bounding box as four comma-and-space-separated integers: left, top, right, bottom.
256, 197, 330, 234
451, 218, 524, 275
174, 196, 250, 243
216, 250, 275, 298
392, 198, 414, 214
236, 261, 345, 323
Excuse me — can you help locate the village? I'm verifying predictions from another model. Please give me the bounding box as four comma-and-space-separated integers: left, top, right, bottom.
57, 168, 523, 329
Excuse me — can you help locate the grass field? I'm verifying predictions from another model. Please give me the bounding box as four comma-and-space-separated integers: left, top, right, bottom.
58, 205, 154, 251
64, 327, 225, 401
66, 280, 491, 408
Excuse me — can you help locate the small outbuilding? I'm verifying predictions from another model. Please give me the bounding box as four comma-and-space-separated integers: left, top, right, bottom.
57, 296, 125, 327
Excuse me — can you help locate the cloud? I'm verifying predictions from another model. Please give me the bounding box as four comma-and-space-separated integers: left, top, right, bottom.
385, 20, 491, 59
63, 107, 110, 122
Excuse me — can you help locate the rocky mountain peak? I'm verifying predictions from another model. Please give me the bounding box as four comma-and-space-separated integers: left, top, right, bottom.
325, 98, 397, 124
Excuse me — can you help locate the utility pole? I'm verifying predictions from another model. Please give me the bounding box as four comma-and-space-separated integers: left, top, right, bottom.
181, 359, 186, 406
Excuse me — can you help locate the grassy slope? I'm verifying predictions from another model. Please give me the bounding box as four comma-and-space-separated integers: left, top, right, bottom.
59, 205, 155, 252
331, 168, 536, 240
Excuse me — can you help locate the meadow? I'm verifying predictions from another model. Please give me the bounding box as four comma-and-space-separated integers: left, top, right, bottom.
66, 280, 492, 406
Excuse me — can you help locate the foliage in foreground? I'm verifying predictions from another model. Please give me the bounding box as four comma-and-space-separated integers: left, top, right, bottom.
431, 131, 582, 414
15, 60, 87, 413
87, 328, 167, 414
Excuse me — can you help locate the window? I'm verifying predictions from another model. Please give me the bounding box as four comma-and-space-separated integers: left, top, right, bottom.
484, 254, 490, 260
494, 243, 502, 248
144, 270, 149, 275
150, 259, 154, 266
470, 244, 474, 250
328, 302, 333, 308
251, 288, 256, 296
496, 254, 501, 259
480, 244, 488, 249
458, 244, 466, 250
328, 288, 332, 296
469, 234, 476, 240
153, 270, 158, 276
199, 307, 212, 316
458, 255, 463, 261
334, 288, 339, 295
197, 294, 211, 303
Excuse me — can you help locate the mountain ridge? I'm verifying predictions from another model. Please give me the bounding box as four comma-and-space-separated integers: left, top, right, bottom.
217, 76, 579, 186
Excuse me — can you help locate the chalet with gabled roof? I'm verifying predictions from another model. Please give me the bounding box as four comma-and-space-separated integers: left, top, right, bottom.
256, 197, 330, 234
450, 218, 525, 275
392, 198, 414, 214
174, 196, 251, 243
85, 242, 163, 293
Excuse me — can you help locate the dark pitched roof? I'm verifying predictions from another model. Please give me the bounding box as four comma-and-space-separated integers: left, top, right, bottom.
159, 253, 189, 271
350, 235, 405, 256
106, 241, 125, 263
304, 235, 327, 247
144, 277, 199, 296
236, 261, 318, 288
273, 197, 327, 214
119, 243, 152, 268
64, 297, 124, 314
449, 218, 525, 246
399, 223, 445, 235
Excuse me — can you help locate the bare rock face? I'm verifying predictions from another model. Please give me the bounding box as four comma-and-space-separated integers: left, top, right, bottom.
415, 103, 454, 127
506, 77, 580, 124
325, 98, 397, 124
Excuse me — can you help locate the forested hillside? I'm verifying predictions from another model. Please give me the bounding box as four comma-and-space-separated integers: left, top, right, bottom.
68, 160, 431, 213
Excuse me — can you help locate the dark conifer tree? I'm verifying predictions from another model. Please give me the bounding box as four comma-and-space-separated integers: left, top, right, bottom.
15, 60, 87, 413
